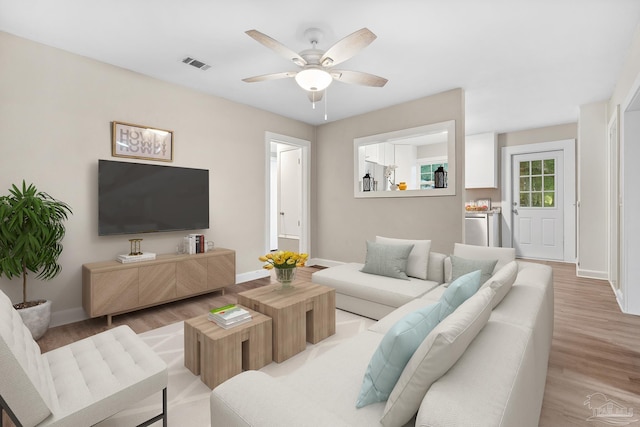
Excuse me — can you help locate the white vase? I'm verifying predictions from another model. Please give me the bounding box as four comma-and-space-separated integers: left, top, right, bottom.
390, 184, 398, 191
17, 300, 52, 340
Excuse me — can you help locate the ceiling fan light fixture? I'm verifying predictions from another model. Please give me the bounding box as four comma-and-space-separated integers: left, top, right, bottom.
295, 68, 333, 91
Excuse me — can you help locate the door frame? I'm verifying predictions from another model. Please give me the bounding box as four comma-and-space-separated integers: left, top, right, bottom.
501, 139, 576, 262
264, 131, 311, 256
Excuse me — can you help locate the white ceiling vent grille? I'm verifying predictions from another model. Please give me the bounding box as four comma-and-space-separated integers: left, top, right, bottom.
182, 57, 211, 71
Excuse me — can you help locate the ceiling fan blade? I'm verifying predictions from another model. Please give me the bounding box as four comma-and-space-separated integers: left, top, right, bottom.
242, 71, 297, 83
307, 90, 324, 102
331, 70, 388, 87
245, 30, 307, 66
320, 28, 377, 67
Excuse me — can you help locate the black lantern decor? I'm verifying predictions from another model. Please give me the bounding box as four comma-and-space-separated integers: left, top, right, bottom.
434, 166, 447, 188
363, 172, 372, 191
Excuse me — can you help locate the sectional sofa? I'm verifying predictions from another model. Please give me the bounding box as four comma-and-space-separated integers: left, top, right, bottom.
210, 242, 554, 427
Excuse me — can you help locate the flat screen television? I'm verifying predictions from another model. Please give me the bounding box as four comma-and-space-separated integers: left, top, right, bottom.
98, 159, 209, 236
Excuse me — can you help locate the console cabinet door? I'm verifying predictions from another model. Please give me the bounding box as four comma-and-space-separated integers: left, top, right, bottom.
208, 252, 235, 290
139, 263, 177, 305
177, 258, 208, 296
91, 269, 139, 316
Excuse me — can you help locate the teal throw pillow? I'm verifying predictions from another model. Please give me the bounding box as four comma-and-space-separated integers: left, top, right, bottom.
450, 255, 498, 285
356, 302, 442, 408
361, 241, 414, 280
438, 270, 482, 319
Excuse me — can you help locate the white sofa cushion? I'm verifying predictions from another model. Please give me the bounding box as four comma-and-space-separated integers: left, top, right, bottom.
376, 236, 432, 280
480, 260, 519, 308
361, 241, 414, 280
416, 320, 537, 427
380, 287, 495, 427
312, 263, 440, 309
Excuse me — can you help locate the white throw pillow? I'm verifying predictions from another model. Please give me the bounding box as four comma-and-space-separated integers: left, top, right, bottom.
480, 260, 519, 308
379, 287, 495, 427
376, 236, 431, 280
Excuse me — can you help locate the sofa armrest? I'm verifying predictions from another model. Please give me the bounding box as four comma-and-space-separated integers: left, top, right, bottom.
210, 371, 352, 427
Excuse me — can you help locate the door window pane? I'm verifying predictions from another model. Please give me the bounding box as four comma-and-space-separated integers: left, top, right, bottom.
520, 161, 530, 175
543, 159, 555, 174
531, 160, 542, 175
544, 192, 555, 207
544, 176, 555, 191
532, 192, 542, 207
520, 193, 530, 207
520, 177, 530, 191
531, 176, 542, 191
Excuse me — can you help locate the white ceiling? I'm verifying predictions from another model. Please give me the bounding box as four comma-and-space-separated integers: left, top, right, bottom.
1, 0, 639, 135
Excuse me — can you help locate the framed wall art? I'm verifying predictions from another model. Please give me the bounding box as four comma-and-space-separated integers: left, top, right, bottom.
111, 121, 174, 162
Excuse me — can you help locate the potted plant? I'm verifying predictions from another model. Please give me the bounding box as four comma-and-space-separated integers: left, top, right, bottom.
0, 181, 72, 339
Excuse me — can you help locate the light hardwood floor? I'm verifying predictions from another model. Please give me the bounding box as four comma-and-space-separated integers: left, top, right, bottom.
26, 263, 640, 425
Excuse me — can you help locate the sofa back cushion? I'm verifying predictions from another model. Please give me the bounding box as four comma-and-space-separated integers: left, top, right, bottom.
375, 237, 432, 280
380, 287, 494, 427
0, 290, 53, 426
361, 241, 414, 280
480, 260, 519, 308
427, 252, 446, 284
453, 243, 516, 273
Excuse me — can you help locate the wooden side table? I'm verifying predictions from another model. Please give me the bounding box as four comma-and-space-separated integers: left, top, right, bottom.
238, 281, 336, 363
184, 307, 272, 389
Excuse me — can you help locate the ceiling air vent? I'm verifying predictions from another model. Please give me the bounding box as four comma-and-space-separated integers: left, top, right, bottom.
182, 57, 211, 71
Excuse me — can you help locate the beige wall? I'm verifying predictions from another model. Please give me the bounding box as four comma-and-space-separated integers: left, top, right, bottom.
466, 123, 578, 206
0, 32, 314, 323
313, 89, 465, 261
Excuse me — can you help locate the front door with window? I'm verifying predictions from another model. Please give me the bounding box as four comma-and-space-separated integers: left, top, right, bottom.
512, 151, 564, 260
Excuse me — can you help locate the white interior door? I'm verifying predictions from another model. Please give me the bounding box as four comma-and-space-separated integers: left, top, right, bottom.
512, 151, 564, 260
278, 147, 301, 239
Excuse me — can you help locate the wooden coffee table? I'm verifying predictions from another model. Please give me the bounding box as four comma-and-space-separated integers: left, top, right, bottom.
237, 280, 335, 363
184, 307, 272, 389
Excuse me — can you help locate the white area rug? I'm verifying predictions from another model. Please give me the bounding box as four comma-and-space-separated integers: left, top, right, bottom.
96, 310, 375, 426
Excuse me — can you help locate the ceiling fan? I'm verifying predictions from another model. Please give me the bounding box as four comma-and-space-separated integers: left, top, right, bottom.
242, 27, 388, 102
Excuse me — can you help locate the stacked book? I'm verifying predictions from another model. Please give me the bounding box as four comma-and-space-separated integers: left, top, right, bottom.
184, 234, 207, 254
208, 304, 252, 329
116, 252, 156, 263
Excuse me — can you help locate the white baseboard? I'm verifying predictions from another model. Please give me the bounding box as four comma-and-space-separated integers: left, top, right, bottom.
50, 307, 89, 328
237, 269, 269, 283
576, 268, 608, 280
308, 258, 344, 268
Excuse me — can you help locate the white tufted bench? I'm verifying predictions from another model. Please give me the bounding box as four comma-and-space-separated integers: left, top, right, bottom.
0, 290, 168, 427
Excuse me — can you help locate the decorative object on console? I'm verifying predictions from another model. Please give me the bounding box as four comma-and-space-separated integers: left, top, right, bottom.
398, 182, 407, 191
259, 250, 309, 289
0, 181, 73, 340
129, 238, 143, 255
112, 121, 174, 162
434, 166, 447, 188
363, 172, 372, 191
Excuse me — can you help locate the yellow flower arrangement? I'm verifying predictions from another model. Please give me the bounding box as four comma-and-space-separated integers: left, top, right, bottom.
259, 251, 308, 270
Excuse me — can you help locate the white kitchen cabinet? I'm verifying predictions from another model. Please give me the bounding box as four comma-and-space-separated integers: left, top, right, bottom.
465, 132, 498, 188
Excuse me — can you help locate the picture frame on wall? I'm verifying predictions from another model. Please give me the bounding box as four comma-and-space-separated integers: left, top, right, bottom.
111, 121, 174, 162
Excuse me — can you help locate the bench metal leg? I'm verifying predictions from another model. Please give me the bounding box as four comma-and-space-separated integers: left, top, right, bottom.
137, 388, 167, 427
